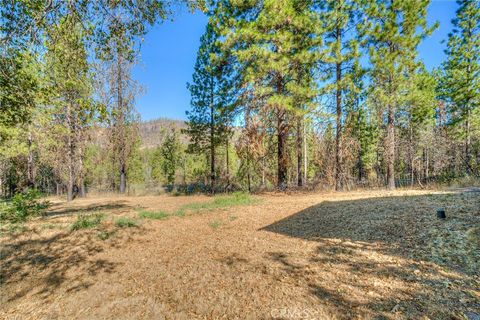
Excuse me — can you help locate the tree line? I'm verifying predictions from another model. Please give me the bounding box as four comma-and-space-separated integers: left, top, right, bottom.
0, 0, 479, 199
0, 0, 202, 199
185, 0, 479, 192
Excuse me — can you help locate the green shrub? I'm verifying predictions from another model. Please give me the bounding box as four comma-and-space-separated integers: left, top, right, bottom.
181, 192, 258, 213
174, 209, 186, 217
212, 192, 257, 207
115, 217, 139, 228
138, 210, 169, 220
0, 189, 50, 223
0, 201, 9, 220
71, 214, 103, 231
98, 230, 116, 240
7, 224, 28, 234
41, 223, 59, 230
209, 220, 222, 229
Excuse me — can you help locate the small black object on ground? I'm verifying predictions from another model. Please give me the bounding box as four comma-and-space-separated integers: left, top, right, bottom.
437, 208, 446, 219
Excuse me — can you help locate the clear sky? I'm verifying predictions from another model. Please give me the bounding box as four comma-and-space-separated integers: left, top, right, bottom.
133, 0, 458, 122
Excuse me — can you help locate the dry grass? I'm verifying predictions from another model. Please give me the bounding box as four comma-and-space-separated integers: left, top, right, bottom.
0, 189, 479, 319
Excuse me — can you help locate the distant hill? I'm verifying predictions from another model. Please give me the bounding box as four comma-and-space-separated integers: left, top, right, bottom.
138, 118, 188, 148
89, 118, 189, 150
91, 117, 239, 150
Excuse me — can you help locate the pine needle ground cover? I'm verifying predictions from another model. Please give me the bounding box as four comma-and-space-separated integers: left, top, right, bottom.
0, 189, 478, 319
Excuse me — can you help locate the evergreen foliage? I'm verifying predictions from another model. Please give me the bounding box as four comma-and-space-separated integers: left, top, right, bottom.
186, 18, 237, 192
0, 0, 479, 198
440, 0, 480, 173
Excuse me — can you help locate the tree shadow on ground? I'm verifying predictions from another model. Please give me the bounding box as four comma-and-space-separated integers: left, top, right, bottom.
46, 202, 131, 218
0, 230, 123, 305
260, 191, 480, 319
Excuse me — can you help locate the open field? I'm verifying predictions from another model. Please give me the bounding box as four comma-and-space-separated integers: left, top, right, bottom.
1, 189, 479, 319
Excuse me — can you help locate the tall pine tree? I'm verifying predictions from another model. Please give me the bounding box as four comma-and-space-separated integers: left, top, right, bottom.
220, 0, 320, 189
362, 0, 434, 190
186, 19, 237, 193
45, 16, 95, 201
441, 0, 480, 174
319, 0, 362, 190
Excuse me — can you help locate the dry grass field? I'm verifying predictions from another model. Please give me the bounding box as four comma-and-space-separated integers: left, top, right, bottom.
1, 189, 479, 319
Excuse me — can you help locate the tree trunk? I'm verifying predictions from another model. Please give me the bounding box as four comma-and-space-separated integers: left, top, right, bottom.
423, 147, 429, 182
335, 30, 344, 191
67, 103, 75, 202
303, 121, 308, 185
119, 162, 127, 193
56, 182, 61, 196
78, 144, 87, 197
182, 157, 187, 185
79, 182, 86, 198
119, 164, 126, 194
357, 112, 365, 182
297, 117, 304, 187
358, 153, 364, 182
210, 103, 215, 194
111, 158, 117, 192
410, 158, 414, 187
386, 105, 396, 190
226, 139, 230, 189
27, 131, 35, 187
261, 157, 266, 188
465, 109, 471, 174
277, 109, 288, 190
117, 48, 127, 194
67, 182, 74, 202
245, 106, 252, 193
409, 126, 414, 187
67, 163, 74, 202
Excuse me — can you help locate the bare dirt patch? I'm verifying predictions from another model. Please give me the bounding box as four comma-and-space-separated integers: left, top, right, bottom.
1, 190, 479, 319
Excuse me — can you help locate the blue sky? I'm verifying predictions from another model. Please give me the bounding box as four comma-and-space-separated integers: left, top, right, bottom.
133, 1, 458, 122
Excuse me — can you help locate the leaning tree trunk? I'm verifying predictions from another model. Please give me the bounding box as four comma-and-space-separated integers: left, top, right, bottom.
386, 105, 396, 190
